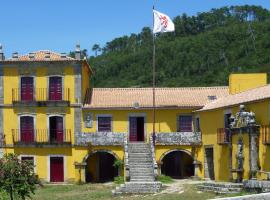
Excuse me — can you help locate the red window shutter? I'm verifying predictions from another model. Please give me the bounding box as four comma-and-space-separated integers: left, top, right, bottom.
20, 116, 34, 142
49, 77, 62, 101
56, 117, 64, 142
21, 77, 34, 101
129, 117, 137, 142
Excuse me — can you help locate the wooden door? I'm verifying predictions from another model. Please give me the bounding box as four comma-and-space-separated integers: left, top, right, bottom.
129, 117, 137, 142
21, 77, 34, 101
20, 116, 34, 143
49, 77, 62, 100
50, 157, 64, 182
205, 148, 215, 180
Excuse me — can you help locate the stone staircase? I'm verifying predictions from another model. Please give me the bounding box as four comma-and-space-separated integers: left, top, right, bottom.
197, 181, 243, 194
112, 142, 162, 194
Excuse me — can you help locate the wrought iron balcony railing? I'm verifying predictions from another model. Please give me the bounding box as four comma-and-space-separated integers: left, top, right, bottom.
12, 129, 72, 146
217, 128, 230, 145
12, 88, 70, 103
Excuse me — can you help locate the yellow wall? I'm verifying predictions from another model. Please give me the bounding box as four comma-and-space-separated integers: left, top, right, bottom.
82, 109, 195, 142
229, 73, 267, 95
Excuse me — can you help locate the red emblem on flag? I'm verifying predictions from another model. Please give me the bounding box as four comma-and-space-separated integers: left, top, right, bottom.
159, 15, 168, 28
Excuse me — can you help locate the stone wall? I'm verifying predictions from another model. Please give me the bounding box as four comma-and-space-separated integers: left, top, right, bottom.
155, 132, 201, 145
75, 132, 125, 146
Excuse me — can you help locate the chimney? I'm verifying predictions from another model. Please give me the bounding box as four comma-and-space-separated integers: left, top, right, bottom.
0, 44, 5, 61
12, 52, 19, 59
29, 52, 35, 60
75, 44, 81, 60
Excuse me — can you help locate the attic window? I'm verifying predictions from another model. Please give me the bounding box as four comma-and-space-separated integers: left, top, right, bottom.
208, 95, 217, 100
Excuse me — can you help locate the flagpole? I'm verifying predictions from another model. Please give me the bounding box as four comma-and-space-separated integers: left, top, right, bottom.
152, 5, 156, 145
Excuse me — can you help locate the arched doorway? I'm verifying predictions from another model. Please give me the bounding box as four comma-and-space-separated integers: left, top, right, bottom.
161, 150, 194, 179
85, 151, 118, 183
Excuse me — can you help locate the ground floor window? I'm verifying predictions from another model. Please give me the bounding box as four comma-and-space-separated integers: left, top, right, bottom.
85, 152, 118, 183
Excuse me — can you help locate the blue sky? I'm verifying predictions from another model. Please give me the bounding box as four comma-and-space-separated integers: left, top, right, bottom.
1, 0, 270, 57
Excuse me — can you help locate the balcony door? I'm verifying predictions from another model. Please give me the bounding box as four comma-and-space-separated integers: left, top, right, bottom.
21, 77, 34, 101
129, 117, 144, 142
20, 116, 34, 143
49, 116, 64, 143
49, 76, 62, 101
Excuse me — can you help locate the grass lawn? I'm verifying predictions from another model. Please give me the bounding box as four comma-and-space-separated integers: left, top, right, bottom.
0, 183, 252, 200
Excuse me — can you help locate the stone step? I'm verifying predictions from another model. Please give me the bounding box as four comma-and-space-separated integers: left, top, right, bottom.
201, 182, 243, 188
113, 182, 162, 194
129, 157, 152, 161
197, 184, 243, 194
130, 173, 154, 177
130, 168, 154, 173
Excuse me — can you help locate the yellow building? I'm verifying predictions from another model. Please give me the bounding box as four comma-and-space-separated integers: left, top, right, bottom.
0, 46, 270, 193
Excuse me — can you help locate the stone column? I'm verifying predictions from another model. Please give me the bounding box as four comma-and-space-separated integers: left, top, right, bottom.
249, 127, 259, 180
75, 162, 87, 184
192, 160, 201, 180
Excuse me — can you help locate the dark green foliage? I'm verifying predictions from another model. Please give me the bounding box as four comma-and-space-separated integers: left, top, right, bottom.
89, 5, 270, 87
0, 154, 40, 200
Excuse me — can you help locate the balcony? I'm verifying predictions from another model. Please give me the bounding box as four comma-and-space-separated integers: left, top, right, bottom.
12, 88, 70, 107
154, 132, 202, 145
217, 128, 230, 145
262, 125, 270, 145
12, 129, 72, 147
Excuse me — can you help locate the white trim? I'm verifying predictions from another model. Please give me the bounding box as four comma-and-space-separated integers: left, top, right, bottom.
96, 114, 113, 132
18, 114, 36, 141
47, 75, 64, 100
47, 114, 65, 142
19, 155, 37, 173
19, 75, 36, 100
128, 113, 146, 142
47, 155, 66, 182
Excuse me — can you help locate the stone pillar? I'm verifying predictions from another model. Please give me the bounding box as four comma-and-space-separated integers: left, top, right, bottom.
192, 160, 201, 180
75, 162, 87, 184
249, 127, 259, 180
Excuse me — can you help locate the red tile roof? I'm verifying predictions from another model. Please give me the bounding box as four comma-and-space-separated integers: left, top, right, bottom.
83, 87, 229, 109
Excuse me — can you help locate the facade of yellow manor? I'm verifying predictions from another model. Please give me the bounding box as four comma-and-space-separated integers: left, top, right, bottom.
0, 46, 270, 186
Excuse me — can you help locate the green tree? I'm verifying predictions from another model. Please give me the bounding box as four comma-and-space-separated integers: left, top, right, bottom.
91, 44, 101, 57
0, 154, 40, 200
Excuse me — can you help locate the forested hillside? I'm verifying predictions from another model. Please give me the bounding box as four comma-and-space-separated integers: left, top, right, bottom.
88, 5, 270, 87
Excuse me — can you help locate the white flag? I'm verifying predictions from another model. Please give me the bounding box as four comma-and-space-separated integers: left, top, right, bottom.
153, 10, 175, 34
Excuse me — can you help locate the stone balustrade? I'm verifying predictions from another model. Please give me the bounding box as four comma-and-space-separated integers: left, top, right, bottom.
154, 132, 202, 145
75, 132, 125, 146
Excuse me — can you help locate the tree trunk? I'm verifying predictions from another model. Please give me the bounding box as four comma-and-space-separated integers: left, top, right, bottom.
9, 188, 13, 200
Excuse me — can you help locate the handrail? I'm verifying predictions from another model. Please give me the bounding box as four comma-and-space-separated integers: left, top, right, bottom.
124, 134, 129, 181
12, 88, 70, 102
150, 133, 158, 180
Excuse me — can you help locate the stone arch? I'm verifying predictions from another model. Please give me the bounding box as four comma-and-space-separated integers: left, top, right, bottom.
160, 149, 194, 179
84, 149, 119, 183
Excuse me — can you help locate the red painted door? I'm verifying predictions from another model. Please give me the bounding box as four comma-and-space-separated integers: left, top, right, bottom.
50, 157, 64, 182
129, 117, 137, 142
21, 77, 34, 101
50, 116, 63, 143
49, 77, 62, 101
20, 116, 34, 143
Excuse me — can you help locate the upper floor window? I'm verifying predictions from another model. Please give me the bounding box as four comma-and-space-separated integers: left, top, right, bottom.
49, 76, 62, 101
97, 116, 112, 132
21, 77, 34, 101
224, 113, 231, 129
177, 115, 193, 132
20, 116, 35, 142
